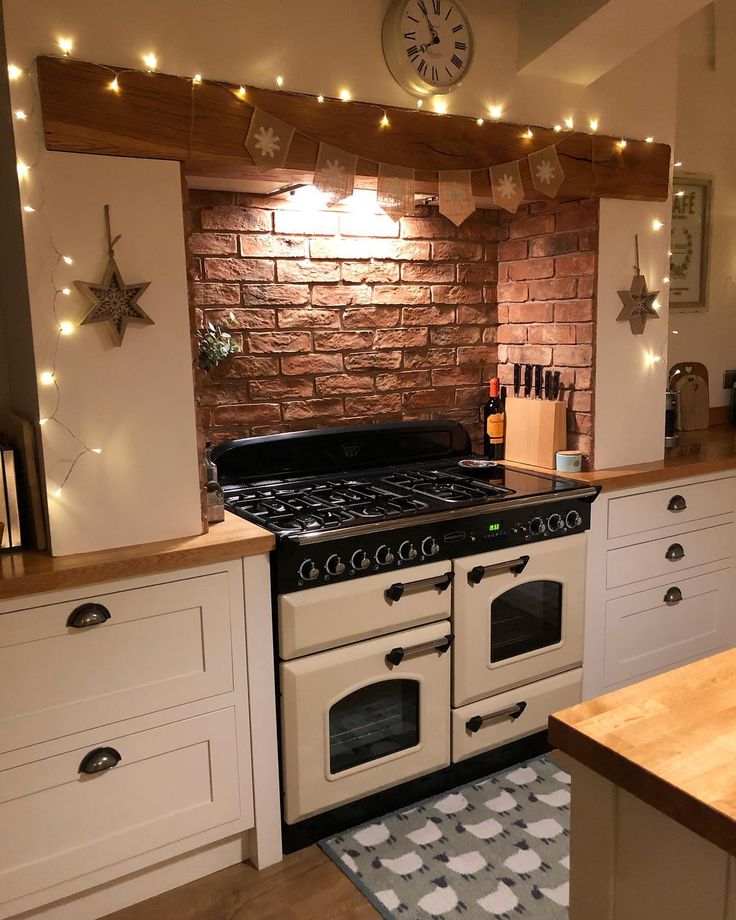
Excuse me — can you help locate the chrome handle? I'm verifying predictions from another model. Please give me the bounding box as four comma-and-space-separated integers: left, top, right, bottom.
468, 555, 529, 585
666, 543, 685, 561
668, 494, 687, 513
385, 633, 454, 667
466, 701, 527, 733
664, 586, 683, 606
385, 572, 454, 603
78, 746, 122, 775
66, 603, 111, 629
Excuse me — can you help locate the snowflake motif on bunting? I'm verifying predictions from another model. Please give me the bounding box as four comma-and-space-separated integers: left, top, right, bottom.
254, 126, 280, 158
322, 159, 346, 186
535, 159, 556, 185
496, 174, 518, 199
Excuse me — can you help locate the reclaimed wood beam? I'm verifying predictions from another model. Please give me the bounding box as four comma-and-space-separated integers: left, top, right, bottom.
37, 56, 671, 202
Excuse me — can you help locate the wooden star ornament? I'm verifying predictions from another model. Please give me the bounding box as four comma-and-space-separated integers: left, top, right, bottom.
74, 205, 154, 346
616, 234, 660, 335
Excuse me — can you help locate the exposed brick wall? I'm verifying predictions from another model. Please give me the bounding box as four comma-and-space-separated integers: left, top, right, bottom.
496, 199, 599, 467
186, 190, 499, 451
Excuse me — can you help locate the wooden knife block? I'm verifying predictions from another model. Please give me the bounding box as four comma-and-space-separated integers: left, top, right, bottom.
504, 396, 567, 469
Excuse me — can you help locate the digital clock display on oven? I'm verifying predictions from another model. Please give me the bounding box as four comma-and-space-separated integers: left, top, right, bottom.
487, 522, 502, 533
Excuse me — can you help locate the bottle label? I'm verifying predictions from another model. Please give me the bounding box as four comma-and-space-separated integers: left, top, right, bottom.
486, 413, 505, 444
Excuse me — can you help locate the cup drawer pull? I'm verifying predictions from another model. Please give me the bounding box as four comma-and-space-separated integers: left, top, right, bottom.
663, 586, 683, 606
66, 603, 111, 629
667, 494, 687, 512
385, 633, 454, 667
665, 543, 685, 561
466, 701, 528, 733
468, 555, 530, 585
385, 572, 453, 603
78, 746, 122, 775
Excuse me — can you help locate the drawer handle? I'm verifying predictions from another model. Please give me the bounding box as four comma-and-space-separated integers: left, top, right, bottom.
665, 543, 685, 561
79, 746, 122, 775
385, 572, 453, 603
67, 603, 111, 629
667, 494, 687, 513
385, 633, 454, 667
466, 701, 528, 734
664, 586, 683, 606
468, 555, 529, 585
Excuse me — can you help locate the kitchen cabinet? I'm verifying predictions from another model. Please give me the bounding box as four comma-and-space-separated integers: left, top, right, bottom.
583, 471, 736, 698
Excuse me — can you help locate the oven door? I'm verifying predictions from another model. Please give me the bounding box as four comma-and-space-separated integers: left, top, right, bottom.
280, 620, 451, 824
452, 533, 586, 707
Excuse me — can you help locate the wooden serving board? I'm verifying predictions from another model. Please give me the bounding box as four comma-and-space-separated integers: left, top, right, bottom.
0, 411, 48, 551
670, 363, 710, 432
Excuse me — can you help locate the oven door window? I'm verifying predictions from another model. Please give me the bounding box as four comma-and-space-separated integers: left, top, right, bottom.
329, 679, 420, 774
490, 581, 563, 663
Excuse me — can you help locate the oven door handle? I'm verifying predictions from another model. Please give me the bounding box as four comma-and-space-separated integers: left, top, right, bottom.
385, 633, 454, 667
466, 701, 527, 733
385, 571, 454, 603
467, 555, 530, 585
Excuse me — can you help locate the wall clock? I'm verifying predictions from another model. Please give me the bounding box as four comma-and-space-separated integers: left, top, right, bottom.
382, 0, 474, 96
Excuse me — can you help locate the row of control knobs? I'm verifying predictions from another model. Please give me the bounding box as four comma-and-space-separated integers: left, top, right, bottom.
513, 509, 581, 537
298, 537, 439, 582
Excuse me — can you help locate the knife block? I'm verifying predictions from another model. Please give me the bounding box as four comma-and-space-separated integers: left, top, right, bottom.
503, 396, 567, 469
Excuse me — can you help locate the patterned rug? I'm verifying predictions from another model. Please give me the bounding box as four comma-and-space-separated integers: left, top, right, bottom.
320, 756, 570, 919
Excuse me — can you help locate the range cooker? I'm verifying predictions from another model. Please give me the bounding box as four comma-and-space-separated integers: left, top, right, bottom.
214, 420, 599, 848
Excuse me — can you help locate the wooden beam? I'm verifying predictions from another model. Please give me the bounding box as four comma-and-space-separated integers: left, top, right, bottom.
37, 56, 671, 202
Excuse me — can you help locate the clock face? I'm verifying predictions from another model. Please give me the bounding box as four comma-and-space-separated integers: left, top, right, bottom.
383, 0, 473, 95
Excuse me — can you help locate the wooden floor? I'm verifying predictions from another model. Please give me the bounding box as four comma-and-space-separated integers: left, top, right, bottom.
103, 847, 378, 920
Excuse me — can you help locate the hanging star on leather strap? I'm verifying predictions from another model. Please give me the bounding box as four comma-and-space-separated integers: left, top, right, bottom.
74, 205, 154, 346
616, 234, 660, 335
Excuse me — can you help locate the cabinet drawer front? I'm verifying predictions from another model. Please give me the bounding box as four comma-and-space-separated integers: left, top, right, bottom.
279, 560, 452, 659
604, 569, 735, 687
452, 669, 581, 763
0, 574, 234, 753
608, 477, 735, 540
0, 709, 241, 905
606, 524, 733, 589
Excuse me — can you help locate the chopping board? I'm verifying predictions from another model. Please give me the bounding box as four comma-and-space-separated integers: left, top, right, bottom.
670, 363, 710, 431
0, 410, 48, 550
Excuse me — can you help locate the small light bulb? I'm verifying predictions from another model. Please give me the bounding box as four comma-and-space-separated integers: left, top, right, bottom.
53, 487, 63, 497
652, 219, 664, 231
339, 88, 351, 102
62, 255, 73, 265
236, 86, 246, 98
564, 116, 574, 130
616, 138, 627, 150
553, 124, 562, 132
143, 53, 158, 72
109, 76, 120, 93
8, 64, 22, 81
380, 112, 389, 127
61, 287, 71, 296
645, 136, 654, 143
524, 127, 534, 139
23, 204, 35, 213
40, 371, 55, 386
91, 447, 102, 454
668, 249, 673, 257
416, 98, 423, 108
59, 321, 74, 335
192, 73, 202, 85
663, 276, 670, 284
675, 190, 685, 197
432, 96, 447, 114
16, 160, 29, 179
58, 37, 73, 56
672, 329, 679, 335
39, 417, 48, 426
317, 94, 324, 103
275, 74, 284, 88
14, 109, 28, 121
476, 117, 484, 126
589, 118, 599, 132
489, 104, 503, 120
674, 160, 683, 167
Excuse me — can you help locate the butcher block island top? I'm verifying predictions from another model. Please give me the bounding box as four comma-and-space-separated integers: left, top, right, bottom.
0, 512, 274, 602
549, 648, 736, 858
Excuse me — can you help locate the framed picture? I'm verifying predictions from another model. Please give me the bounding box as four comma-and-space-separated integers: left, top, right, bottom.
669, 176, 712, 311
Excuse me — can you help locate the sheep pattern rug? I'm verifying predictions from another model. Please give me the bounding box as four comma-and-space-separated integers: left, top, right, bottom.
320, 756, 570, 919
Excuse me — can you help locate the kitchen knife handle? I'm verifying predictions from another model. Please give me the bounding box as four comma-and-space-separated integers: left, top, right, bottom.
534, 365, 542, 399
513, 363, 521, 397
544, 370, 552, 400
552, 370, 561, 400
524, 364, 533, 397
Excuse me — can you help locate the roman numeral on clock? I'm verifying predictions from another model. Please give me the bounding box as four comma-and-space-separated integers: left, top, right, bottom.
452, 23, 463, 32
407, 45, 419, 61
418, 0, 427, 14
404, 31, 416, 39
451, 53, 463, 68
432, 0, 441, 13
417, 58, 428, 76
431, 65, 438, 82
454, 40, 466, 50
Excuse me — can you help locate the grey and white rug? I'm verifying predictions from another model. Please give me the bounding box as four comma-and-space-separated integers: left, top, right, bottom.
320, 756, 570, 919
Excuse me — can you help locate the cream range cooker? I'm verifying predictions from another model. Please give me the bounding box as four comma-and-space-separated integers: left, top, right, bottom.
213, 421, 598, 849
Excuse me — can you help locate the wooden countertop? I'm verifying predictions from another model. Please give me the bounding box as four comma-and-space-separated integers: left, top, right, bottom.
0, 512, 274, 603
549, 648, 736, 857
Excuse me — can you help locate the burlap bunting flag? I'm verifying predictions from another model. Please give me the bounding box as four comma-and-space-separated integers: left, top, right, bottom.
439, 169, 475, 227
377, 163, 416, 222
490, 160, 524, 213
244, 108, 296, 172
313, 143, 357, 205
529, 145, 565, 197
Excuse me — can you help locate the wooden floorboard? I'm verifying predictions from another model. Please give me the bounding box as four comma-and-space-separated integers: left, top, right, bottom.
102, 846, 379, 920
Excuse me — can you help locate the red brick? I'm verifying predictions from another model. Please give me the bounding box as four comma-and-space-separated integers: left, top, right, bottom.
456, 345, 497, 365
571, 390, 593, 412
239, 235, 307, 258
249, 377, 314, 399
457, 263, 497, 283
554, 300, 593, 322
430, 326, 481, 345
432, 284, 484, 305
208, 356, 279, 379
311, 285, 372, 306
281, 353, 344, 375
431, 242, 483, 261
343, 307, 400, 328
529, 278, 578, 300
204, 259, 274, 281
201, 207, 271, 232
403, 348, 455, 369
283, 398, 344, 420
309, 239, 430, 260
578, 229, 599, 251
527, 324, 576, 345
208, 307, 274, 329
457, 222, 500, 242
569, 433, 593, 459
431, 367, 481, 386
342, 261, 400, 283
401, 263, 455, 283
497, 305, 509, 323
198, 383, 250, 406
402, 306, 455, 326
345, 351, 403, 370
316, 374, 375, 395
457, 304, 493, 324
554, 344, 593, 366
508, 258, 555, 281
509, 215, 555, 239
497, 282, 529, 302
242, 284, 309, 305
575, 368, 594, 390
401, 216, 456, 239
483, 285, 498, 304
578, 277, 596, 298
189, 189, 234, 207
455, 385, 487, 407
376, 371, 431, 391
373, 285, 431, 305
274, 211, 339, 235
571, 413, 593, 436
277, 260, 340, 282
212, 403, 280, 425
481, 328, 497, 345
555, 202, 599, 231
575, 323, 594, 344
277, 308, 339, 328
500, 345, 554, 365
191, 283, 240, 305
528, 232, 578, 258
314, 331, 374, 351
249, 331, 311, 353
507, 302, 554, 323
189, 232, 238, 255
344, 394, 402, 415
497, 325, 527, 344
555, 252, 596, 277
374, 328, 428, 348
402, 389, 455, 409
498, 239, 527, 261
339, 213, 399, 237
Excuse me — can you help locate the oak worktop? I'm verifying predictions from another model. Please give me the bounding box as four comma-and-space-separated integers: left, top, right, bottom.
549, 648, 736, 858
0, 512, 274, 603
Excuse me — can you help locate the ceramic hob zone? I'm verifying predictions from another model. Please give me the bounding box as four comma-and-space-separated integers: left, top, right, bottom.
213, 421, 599, 593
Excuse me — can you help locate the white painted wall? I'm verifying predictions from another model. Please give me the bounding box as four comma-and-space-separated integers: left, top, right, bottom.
2, 0, 681, 551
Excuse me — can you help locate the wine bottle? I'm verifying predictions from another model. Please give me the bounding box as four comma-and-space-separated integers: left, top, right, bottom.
483, 377, 505, 460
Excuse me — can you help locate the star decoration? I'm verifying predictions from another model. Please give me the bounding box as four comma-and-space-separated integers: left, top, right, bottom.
254, 125, 280, 158
497, 174, 518, 199
616, 272, 660, 335
75, 258, 153, 346
535, 159, 556, 184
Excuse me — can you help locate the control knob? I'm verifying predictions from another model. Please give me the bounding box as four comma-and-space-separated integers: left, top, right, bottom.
529, 517, 546, 536
375, 544, 395, 566
298, 558, 320, 582
565, 510, 582, 529
350, 549, 371, 571
325, 554, 346, 576
398, 540, 418, 561
421, 537, 440, 557
547, 513, 564, 533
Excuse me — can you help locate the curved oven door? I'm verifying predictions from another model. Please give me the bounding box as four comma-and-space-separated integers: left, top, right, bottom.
453, 533, 586, 707
280, 620, 451, 824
